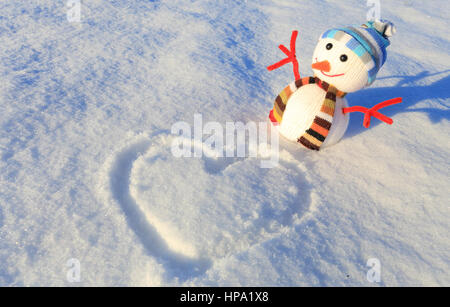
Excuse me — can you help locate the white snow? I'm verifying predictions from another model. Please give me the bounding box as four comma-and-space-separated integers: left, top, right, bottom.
0, 0, 448, 286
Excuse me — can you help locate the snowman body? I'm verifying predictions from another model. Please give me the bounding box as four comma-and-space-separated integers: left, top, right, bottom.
268, 20, 397, 150
270, 34, 370, 150
278, 83, 349, 148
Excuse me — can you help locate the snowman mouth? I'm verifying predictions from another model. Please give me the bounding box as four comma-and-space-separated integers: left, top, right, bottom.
313, 58, 345, 78
320, 70, 345, 78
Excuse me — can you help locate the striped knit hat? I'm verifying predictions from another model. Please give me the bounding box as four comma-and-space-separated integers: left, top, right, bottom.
321, 20, 396, 85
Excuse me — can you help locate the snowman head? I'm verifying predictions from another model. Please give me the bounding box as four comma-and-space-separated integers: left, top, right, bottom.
311, 20, 396, 93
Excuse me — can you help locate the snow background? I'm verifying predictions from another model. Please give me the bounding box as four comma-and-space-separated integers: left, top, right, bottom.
0, 0, 448, 286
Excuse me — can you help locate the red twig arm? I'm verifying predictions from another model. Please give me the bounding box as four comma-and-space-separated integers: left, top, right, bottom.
371, 97, 403, 112
267, 30, 301, 81
342, 97, 403, 128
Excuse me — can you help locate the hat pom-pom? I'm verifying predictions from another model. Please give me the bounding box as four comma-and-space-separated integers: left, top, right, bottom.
372, 20, 396, 38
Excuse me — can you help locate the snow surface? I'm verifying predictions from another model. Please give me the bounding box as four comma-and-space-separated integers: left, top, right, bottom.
0, 0, 449, 286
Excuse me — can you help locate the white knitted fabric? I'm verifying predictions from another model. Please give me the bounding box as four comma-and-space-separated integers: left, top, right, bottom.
312, 37, 369, 93
278, 84, 349, 147
277, 34, 368, 147
322, 96, 349, 147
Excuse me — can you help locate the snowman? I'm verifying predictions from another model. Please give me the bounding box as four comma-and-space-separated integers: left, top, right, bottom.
268, 20, 402, 150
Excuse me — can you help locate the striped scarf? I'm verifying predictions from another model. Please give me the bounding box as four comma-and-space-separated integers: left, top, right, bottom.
270, 76, 346, 151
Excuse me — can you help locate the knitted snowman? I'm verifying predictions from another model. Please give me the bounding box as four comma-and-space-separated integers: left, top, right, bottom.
268, 20, 402, 150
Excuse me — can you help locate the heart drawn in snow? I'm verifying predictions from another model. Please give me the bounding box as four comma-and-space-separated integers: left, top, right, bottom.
103, 134, 313, 281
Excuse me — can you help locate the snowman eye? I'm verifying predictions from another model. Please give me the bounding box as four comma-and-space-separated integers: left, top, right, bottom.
326, 43, 333, 50
340, 54, 348, 62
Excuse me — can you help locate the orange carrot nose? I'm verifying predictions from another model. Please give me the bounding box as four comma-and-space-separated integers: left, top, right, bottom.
312, 60, 331, 72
